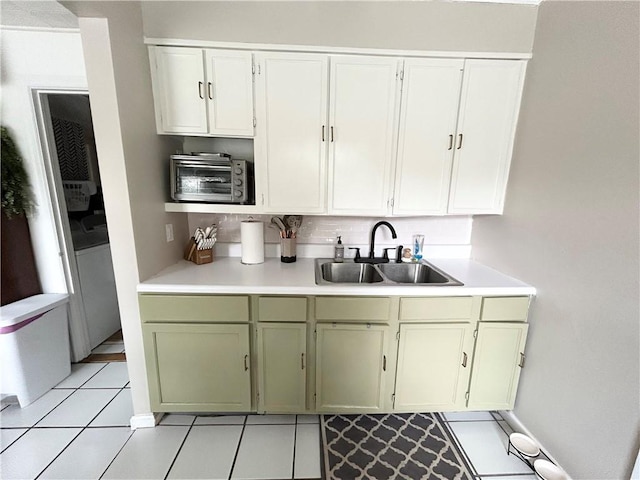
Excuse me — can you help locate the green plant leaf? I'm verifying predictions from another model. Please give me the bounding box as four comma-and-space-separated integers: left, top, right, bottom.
1, 126, 35, 218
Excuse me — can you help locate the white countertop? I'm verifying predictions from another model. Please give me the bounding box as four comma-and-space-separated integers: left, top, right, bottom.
138, 257, 535, 296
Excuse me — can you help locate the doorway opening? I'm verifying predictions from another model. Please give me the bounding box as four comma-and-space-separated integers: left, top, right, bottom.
34, 90, 122, 361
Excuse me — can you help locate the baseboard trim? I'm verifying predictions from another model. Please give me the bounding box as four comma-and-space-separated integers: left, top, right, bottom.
130, 412, 163, 430
499, 410, 571, 479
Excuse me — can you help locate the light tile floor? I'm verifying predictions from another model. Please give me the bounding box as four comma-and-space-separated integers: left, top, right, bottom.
1, 360, 549, 480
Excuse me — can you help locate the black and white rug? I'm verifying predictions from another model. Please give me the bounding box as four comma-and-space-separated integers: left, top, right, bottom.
321, 413, 473, 480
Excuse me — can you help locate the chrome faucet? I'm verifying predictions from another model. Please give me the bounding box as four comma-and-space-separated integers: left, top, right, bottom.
367, 221, 397, 262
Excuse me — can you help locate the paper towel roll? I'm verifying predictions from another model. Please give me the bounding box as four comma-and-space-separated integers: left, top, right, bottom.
241, 220, 264, 264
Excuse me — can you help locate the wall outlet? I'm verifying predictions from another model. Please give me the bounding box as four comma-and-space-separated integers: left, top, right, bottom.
165, 223, 174, 242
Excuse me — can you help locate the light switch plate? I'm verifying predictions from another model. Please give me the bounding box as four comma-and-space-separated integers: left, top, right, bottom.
165, 223, 174, 242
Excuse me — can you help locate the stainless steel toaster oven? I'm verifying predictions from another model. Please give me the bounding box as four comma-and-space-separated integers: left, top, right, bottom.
170, 153, 252, 204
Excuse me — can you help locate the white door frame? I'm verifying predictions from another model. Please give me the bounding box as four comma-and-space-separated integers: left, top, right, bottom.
31, 88, 92, 362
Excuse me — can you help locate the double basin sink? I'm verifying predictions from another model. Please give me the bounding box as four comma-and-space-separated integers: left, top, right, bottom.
315, 259, 463, 286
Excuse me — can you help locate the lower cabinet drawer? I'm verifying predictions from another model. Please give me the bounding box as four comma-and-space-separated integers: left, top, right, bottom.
315, 296, 391, 322
257, 296, 307, 322
399, 297, 473, 321
480, 296, 530, 321
139, 294, 249, 323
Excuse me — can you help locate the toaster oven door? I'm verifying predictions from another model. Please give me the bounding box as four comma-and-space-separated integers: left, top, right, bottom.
172, 161, 234, 202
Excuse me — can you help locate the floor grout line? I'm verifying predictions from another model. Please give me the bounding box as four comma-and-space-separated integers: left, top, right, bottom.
227, 414, 248, 480
291, 415, 299, 480
98, 427, 136, 480
437, 412, 480, 478
33, 424, 86, 479
163, 417, 196, 480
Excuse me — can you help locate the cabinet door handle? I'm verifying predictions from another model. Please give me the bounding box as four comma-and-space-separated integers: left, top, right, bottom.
331, 126, 334, 142
301, 353, 305, 370
207, 82, 213, 100
244, 354, 249, 371
322, 126, 325, 142
518, 353, 525, 368
457, 133, 463, 149
198, 81, 204, 99
383, 355, 387, 372
448, 134, 454, 150
462, 352, 468, 367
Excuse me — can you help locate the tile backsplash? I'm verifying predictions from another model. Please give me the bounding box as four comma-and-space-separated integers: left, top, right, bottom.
188, 214, 472, 246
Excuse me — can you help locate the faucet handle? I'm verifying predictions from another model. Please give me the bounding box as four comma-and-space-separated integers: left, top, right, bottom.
395, 245, 403, 263
348, 247, 361, 260
382, 247, 396, 261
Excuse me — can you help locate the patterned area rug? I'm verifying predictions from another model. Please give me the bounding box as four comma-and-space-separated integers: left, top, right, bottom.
321, 413, 473, 480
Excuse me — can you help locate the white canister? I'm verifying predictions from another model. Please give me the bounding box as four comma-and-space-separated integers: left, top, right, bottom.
240, 219, 264, 264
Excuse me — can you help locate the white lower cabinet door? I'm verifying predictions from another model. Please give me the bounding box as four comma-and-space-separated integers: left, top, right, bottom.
256, 323, 306, 412
143, 323, 251, 412
467, 322, 529, 410
316, 323, 389, 412
394, 323, 474, 411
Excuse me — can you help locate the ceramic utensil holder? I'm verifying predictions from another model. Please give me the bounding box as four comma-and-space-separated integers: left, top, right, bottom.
184, 237, 214, 265
280, 238, 296, 263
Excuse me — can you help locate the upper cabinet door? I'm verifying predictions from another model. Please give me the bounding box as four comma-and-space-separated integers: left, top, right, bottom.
255, 53, 328, 213
328, 56, 401, 215
149, 46, 208, 134
393, 59, 464, 215
204, 49, 254, 137
448, 60, 527, 214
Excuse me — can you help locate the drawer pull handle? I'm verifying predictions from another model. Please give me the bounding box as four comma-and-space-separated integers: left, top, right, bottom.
207, 82, 213, 100
457, 133, 463, 149
244, 354, 249, 371
448, 134, 454, 150
331, 126, 334, 142
383, 355, 387, 372
462, 352, 468, 368
301, 353, 305, 370
518, 353, 525, 368
322, 125, 325, 142
198, 81, 204, 99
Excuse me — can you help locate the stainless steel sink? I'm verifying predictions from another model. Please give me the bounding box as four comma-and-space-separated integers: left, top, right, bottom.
377, 263, 451, 284
314, 259, 463, 286
319, 262, 384, 284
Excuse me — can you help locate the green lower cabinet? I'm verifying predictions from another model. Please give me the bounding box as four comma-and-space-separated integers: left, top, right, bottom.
467, 322, 529, 410
394, 323, 474, 411
143, 323, 251, 412
256, 323, 306, 413
316, 323, 390, 413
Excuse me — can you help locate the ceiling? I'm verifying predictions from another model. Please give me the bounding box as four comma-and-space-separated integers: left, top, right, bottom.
0, 0, 78, 29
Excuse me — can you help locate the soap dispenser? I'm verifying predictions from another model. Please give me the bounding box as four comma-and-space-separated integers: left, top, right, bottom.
334, 236, 344, 263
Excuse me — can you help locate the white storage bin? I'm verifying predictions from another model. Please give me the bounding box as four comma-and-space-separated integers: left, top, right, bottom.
0, 294, 70, 407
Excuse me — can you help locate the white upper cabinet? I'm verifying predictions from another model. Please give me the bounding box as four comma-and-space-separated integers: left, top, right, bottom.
254, 53, 328, 213
149, 46, 208, 134
448, 59, 527, 214
393, 59, 464, 215
204, 50, 255, 137
149, 46, 254, 137
328, 56, 401, 216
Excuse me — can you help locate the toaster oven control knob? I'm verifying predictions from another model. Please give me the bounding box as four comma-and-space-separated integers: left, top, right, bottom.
234, 167, 243, 175
234, 179, 243, 187
234, 190, 243, 197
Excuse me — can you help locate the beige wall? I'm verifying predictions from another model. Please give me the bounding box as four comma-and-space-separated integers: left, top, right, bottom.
471, 2, 640, 478
141, 1, 538, 54
74, 2, 188, 416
